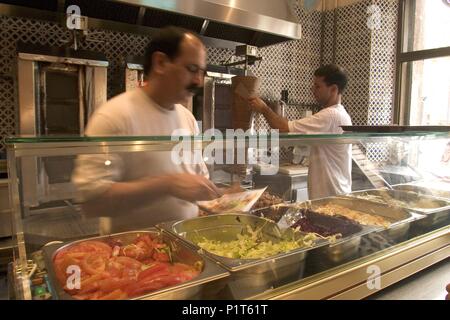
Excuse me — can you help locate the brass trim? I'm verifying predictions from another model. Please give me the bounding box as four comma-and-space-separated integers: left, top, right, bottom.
249, 227, 449, 300
330, 245, 449, 299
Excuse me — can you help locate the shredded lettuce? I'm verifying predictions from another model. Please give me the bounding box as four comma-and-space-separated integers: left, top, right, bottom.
195, 226, 318, 259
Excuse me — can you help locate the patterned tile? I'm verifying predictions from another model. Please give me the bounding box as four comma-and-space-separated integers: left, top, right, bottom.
0, 0, 398, 158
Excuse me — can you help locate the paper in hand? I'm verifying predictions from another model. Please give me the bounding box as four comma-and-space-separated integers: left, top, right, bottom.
197, 187, 267, 214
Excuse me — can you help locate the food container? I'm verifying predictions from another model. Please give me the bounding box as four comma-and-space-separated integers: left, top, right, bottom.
348, 189, 450, 228
42, 229, 230, 300
284, 197, 422, 264
158, 214, 329, 299
392, 184, 450, 200
251, 204, 293, 223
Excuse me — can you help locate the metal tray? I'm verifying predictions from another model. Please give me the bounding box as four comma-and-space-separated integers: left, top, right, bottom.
157, 214, 329, 299
289, 197, 420, 230
348, 189, 450, 228
348, 189, 450, 215
42, 229, 229, 300
283, 197, 423, 263
297, 196, 418, 246
250, 204, 293, 223
392, 184, 450, 200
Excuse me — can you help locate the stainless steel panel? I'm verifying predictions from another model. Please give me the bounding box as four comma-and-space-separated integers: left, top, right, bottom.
202, 76, 214, 131
92, 66, 107, 111
316, 236, 362, 264
119, 0, 302, 40
18, 53, 109, 67
18, 59, 37, 135
42, 229, 229, 300
17, 50, 108, 207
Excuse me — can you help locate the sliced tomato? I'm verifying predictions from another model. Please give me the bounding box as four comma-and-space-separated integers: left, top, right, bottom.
111, 256, 142, 270
98, 277, 136, 293
105, 260, 124, 278
54, 255, 82, 286
78, 281, 100, 295
137, 262, 169, 282
134, 235, 154, 248
126, 275, 184, 297
170, 263, 200, 281
81, 253, 107, 275
140, 258, 155, 265
152, 251, 170, 262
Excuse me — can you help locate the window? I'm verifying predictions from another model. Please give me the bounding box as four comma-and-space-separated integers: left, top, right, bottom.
395, 0, 450, 125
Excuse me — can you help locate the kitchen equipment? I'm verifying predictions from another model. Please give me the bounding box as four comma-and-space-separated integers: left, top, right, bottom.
17, 43, 108, 209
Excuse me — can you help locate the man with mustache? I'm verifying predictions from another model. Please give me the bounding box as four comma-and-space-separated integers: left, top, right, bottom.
72, 26, 221, 234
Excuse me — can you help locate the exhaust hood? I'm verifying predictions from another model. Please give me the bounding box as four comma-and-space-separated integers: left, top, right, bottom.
118, 0, 302, 46
0, 0, 302, 47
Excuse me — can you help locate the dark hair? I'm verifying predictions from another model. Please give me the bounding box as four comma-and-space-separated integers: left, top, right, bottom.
314, 64, 348, 93
143, 26, 197, 75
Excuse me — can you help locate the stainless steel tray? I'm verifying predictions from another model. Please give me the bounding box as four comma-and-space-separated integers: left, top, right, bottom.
157, 214, 329, 299
348, 189, 450, 215
289, 197, 421, 229
392, 184, 450, 200
250, 204, 293, 223
283, 197, 421, 264
42, 229, 229, 300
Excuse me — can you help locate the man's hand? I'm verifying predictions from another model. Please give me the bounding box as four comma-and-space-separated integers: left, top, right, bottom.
248, 97, 269, 114
168, 173, 222, 202
446, 283, 450, 300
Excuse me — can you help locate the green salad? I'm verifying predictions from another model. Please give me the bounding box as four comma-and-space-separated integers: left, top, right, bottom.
195, 226, 317, 259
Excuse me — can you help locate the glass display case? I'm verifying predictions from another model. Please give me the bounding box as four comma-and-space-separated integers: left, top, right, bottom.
5, 131, 450, 300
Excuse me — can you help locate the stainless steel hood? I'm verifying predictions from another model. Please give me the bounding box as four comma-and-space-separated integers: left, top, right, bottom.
118, 0, 302, 46
0, 0, 301, 47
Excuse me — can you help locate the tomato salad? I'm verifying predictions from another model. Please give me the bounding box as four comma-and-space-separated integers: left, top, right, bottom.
53, 234, 201, 300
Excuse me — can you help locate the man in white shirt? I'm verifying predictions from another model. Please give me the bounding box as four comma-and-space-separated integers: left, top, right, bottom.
247, 64, 352, 199
72, 27, 221, 233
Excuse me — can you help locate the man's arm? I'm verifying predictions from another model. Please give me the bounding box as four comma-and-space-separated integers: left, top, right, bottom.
248, 97, 289, 132
81, 173, 222, 217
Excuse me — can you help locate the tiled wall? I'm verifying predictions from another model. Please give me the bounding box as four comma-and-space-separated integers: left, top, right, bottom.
322, 0, 398, 162
0, 1, 398, 153
0, 5, 322, 152
322, 0, 398, 127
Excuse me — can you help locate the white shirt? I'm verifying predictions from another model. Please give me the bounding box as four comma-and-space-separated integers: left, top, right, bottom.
72, 88, 209, 234
288, 104, 352, 199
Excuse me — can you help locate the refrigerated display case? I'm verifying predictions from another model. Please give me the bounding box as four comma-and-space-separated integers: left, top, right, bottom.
5, 131, 450, 300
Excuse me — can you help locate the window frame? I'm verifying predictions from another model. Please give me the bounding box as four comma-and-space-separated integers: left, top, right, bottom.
394, 0, 450, 125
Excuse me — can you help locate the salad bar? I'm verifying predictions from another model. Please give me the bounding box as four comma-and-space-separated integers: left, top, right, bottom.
25, 185, 448, 300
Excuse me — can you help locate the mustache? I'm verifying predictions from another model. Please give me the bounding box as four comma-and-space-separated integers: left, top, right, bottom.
186, 84, 201, 94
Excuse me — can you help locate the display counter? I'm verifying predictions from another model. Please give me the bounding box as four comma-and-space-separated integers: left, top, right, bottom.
5, 131, 450, 300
